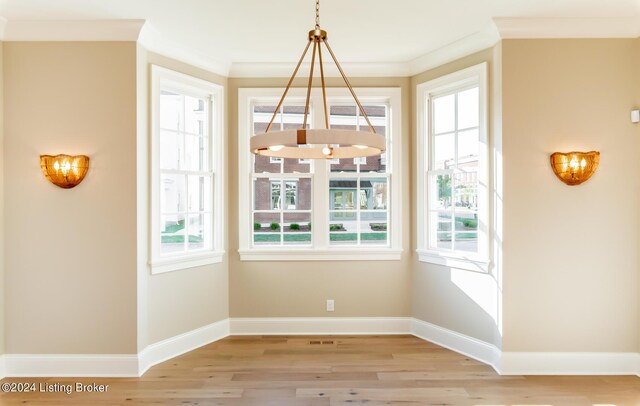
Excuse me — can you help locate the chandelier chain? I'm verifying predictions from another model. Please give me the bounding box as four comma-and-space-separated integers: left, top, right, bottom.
315, 0, 320, 28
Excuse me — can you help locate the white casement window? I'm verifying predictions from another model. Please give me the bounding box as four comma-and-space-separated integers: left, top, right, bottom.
150, 66, 224, 274
416, 63, 489, 271
239, 87, 402, 261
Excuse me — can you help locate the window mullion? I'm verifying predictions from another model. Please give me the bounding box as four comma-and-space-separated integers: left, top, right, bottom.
314, 94, 329, 249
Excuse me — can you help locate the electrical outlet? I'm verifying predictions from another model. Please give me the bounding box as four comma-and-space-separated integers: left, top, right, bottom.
326, 299, 335, 312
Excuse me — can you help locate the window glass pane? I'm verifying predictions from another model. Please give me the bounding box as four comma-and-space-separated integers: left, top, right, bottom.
434, 133, 454, 170
283, 157, 311, 173
161, 174, 186, 213
453, 171, 478, 254
296, 178, 312, 211
454, 232, 478, 253
252, 178, 272, 211
329, 212, 357, 245
255, 155, 281, 174
253, 212, 281, 246
160, 131, 181, 170
430, 173, 452, 210
185, 135, 208, 171
187, 213, 210, 251
329, 179, 357, 210
271, 181, 281, 210
284, 181, 297, 210
458, 129, 479, 163
360, 212, 388, 245
330, 105, 357, 129
360, 178, 388, 210
283, 212, 311, 246
253, 105, 282, 174
253, 105, 277, 133
453, 171, 478, 213
185, 96, 206, 135
188, 175, 211, 213
330, 155, 357, 173
161, 214, 186, 254
457, 87, 479, 130
359, 105, 386, 132
433, 94, 455, 134
160, 90, 182, 131
360, 154, 387, 174
432, 211, 452, 250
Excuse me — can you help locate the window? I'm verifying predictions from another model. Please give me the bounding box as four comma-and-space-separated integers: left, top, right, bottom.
416, 63, 489, 271
239, 87, 402, 260
150, 66, 224, 274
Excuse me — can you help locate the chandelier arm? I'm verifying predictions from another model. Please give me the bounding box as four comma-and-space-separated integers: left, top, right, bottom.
317, 40, 329, 130
323, 39, 376, 134
265, 39, 313, 133
303, 38, 318, 130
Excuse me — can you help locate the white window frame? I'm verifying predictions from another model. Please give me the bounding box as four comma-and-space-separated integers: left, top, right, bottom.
150, 65, 225, 274
238, 87, 402, 261
416, 63, 490, 272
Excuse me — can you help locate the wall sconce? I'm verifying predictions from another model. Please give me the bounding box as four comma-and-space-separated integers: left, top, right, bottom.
40, 154, 90, 189
549, 151, 600, 186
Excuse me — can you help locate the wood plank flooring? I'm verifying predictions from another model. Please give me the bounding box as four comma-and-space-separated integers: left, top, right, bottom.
1, 335, 638, 405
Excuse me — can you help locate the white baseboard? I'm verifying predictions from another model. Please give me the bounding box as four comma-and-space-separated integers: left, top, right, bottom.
0, 355, 5, 380
1, 318, 637, 378
410, 318, 501, 372
229, 317, 412, 335
3, 354, 139, 377
138, 318, 230, 376
410, 317, 640, 376
499, 351, 640, 376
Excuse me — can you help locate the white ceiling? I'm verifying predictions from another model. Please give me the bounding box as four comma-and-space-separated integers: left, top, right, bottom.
1, 0, 640, 76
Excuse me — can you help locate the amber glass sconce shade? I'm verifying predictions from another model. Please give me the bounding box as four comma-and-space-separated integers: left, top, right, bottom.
549, 151, 600, 186
40, 154, 90, 189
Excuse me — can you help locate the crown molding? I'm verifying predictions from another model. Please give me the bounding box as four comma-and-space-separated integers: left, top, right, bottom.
407, 23, 500, 76
0, 19, 145, 41
138, 22, 230, 77
228, 24, 501, 78
229, 61, 410, 78
0, 17, 638, 78
494, 17, 640, 39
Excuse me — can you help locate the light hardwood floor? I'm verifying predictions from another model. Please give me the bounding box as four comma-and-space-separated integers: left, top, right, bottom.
1, 335, 638, 405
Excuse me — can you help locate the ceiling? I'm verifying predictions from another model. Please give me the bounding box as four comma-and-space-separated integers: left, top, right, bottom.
1, 0, 639, 76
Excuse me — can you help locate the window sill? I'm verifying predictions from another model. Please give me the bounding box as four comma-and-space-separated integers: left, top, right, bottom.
416, 249, 489, 272
239, 248, 403, 261
150, 251, 225, 274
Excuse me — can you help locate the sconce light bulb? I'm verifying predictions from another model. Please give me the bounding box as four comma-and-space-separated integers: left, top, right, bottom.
569, 156, 579, 170
61, 161, 71, 175
580, 158, 587, 169
53, 161, 60, 171
322, 146, 332, 155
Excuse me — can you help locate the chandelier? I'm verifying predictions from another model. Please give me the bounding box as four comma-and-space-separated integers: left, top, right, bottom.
250, 0, 386, 160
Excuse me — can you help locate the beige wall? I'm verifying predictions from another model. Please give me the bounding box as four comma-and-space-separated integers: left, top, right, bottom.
0, 41, 4, 355
410, 48, 503, 347
501, 39, 640, 352
140, 51, 229, 345
4, 42, 138, 353
228, 77, 412, 317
